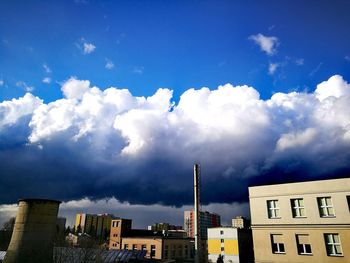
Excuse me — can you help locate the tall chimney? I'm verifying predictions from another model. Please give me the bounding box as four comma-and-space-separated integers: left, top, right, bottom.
194, 164, 201, 263
4, 199, 61, 263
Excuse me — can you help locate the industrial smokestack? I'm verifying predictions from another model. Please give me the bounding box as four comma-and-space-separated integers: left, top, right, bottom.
194, 164, 201, 263
4, 199, 61, 263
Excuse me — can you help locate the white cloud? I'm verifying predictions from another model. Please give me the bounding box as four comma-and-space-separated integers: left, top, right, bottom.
0, 79, 4, 86
42, 77, 51, 84
0, 93, 42, 127
2, 75, 350, 209
105, 59, 114, 70
315, 75, 350, 101
345, 56, 350, 61
83, 42, 96, 54
43, 64, 52, 73
249, 33, 279, 55
16, 81, 34, 92
268, 62, 279, 75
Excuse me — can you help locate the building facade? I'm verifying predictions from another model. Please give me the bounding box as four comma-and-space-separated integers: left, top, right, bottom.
232, 216, 250, 229
75, 213, 114, 240
207, 227, 253, 263
249, 178, 350, 263
184, 210, 221, 239
121, 236, 194, 260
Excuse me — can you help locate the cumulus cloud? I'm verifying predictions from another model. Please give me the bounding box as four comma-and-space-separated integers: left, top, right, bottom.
0, 79, 4, 86
1, 75, 350, 212
83, 42, 96, 54
249, 33, 279, 55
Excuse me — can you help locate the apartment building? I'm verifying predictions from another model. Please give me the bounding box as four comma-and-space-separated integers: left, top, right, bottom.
184, 210, 221, 239
207, 227, 254, 263
75, 213, 114, 239
249, 178, 350, 263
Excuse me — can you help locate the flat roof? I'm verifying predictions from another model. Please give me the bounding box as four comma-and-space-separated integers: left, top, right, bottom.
249, 177, 350, 198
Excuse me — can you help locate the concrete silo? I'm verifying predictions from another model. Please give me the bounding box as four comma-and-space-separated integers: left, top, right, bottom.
4, 198, 61, 263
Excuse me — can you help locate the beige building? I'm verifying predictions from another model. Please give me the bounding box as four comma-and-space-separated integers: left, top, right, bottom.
249, 178, 350, 263
122, 236, 194, 260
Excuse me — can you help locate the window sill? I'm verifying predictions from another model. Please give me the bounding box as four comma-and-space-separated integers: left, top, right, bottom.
293, 216, 307, 219
328, 254, 343, 257
273, 252, 286, 254
299, 253, 313, 256
320, 215, 336, 218
268, 217, 282, 219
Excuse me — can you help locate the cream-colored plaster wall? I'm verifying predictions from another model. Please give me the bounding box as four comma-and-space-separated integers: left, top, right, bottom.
253, 227, 350, 263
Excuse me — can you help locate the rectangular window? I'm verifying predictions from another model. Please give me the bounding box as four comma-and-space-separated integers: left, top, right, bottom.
221, 239, 224, 243
132, 244, 137, 250
151, 245, 156, 258
347, 196, 350, 212
221, 247, 224, 251
220, 230, 224, 235
141, 244, 147, 251
324, 234, 343, 256
267, 200, 280, 218
291, 198, 306, 217
318, 197, 335, 217
124, 244, 128, 250
296, 234, 312, 255
271, 234, 285, 254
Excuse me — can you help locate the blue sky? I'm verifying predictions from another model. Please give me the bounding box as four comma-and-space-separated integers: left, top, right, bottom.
1, 0, 350, 227
1, 0, 349, 102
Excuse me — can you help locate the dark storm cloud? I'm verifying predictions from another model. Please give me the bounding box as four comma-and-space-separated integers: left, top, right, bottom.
1, 76, 350, 206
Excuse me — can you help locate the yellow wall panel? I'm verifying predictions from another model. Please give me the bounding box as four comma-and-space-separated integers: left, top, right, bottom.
208, 239, 221, 254
224, 239, 238, 255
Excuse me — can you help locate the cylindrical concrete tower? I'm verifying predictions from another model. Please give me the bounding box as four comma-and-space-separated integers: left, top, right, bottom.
4, 199, 61, 263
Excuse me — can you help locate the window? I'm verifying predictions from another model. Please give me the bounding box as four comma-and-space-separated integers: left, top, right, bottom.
317, 197, 335, 217
132, 244, 137, 250
291, 198, 306, 217
112, 221, 119, 227
221, 247, 224, 251
267, 200, 280, 218
141, 244, 147, 251
220, 230, 224, 235
296, 234, 312, 255
347, 196, 350, 212
221, 239, 224, 243
271, 234, 285, 254
124, 244, 129, 249
324, 234, 342, 256
151, 245, 156, 258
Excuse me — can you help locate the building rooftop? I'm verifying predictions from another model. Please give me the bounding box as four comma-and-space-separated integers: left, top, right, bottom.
249, 177, 350, 197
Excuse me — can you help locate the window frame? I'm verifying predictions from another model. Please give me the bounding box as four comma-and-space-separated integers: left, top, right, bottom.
267, 200, 281, 219
324, 233, 343, 257
291, 198, 306, 218
295, 234, 312, 255
270, 234, 285, 254
317, 197, 335, 217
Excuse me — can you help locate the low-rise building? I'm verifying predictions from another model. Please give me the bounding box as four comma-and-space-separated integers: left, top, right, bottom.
207, 227, 253, 263
232, 216, 250, 229
249, 177, 350, 263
